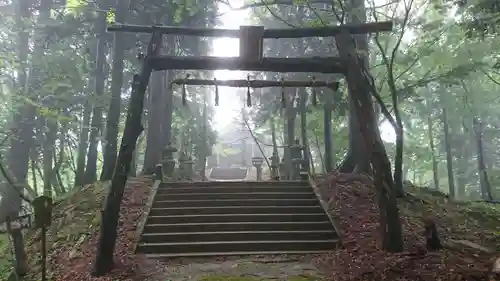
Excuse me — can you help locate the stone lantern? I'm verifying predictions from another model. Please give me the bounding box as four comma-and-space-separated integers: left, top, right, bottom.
161, 143, 178, 178
269, 152, 280, 181
251, 156, 264, 180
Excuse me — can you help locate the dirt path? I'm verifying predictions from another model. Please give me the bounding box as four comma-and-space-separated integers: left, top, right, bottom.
156, 255, 325, 281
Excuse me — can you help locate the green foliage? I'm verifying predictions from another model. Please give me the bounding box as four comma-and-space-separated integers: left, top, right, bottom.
0, 234, 13, 281
241, 0, 500, 198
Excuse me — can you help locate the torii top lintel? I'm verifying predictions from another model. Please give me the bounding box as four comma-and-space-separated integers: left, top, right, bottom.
106, 21, 393, 38
112, 21, 393, 73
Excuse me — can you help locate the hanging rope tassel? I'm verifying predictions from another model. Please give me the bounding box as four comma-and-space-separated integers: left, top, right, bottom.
311, 76, 317, 107
246, 75, 251, 107
214, 78, 219, 106
182, 74, 190, 106
280, 77, 286, 108
246, 87, 252, 107
182, 84, 187, 106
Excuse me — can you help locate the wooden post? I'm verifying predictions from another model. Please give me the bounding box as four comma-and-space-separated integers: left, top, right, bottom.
324, 88, 334, 172
92, 31, 162, 276
239, 26, 264, 62
6, 219, 28, 277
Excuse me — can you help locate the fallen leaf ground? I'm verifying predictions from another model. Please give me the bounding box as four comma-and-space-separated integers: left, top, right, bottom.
15, 176, 165, 281
1, 173, 499, 281
314, 172, 500, 281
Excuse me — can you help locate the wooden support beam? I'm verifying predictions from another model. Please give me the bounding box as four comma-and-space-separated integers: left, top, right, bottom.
171, 78, 340, 89
148, 56, 345, 73
107, 21, 393, 38
239, 26, 264, 61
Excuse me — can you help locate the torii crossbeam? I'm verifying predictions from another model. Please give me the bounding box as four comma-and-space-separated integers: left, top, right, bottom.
97, 20, 394, 269
108, 21, 393, 74
170, 78, 340, 90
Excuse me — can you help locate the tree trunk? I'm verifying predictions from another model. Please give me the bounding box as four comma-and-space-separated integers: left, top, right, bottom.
323, 89, 333, 172
339, 0, 371, 174
3, 0, 32, 219
285, 93, 296, 179
162, 71, 174, 147
307, 140, 316, 174
4, 0, 47, 276
455, 154, 467, 199
53, 121, 68, 195
30, 157, 38, 196
390, 88, 404, 196
473, 117, 492, 201
101, 0, 127, 181
200, 93, 208, 179
161, 32, 175, 148
85, 8, 107, 184
143, 71, 165, 174
427, 115, 439, 190
270, 115, 278, 156
241, 106, 248, 166
314, 134, 325, 173
75, 99, 92, 186
42, 118, 58, 197
299, 88, 309, 172
336, 30, 403, 253
442, 107, 456, 198
130, 133, 145, 177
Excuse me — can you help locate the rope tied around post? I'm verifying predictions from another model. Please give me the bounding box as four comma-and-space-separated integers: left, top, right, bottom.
311, 76, 317, 106
214, 77, 219, 106
280, 77, 286, 108
182, 74, 190, 106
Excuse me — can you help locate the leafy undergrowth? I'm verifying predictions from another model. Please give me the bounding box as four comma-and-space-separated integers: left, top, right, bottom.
22, 176, 164, 281
0, 234, 13, 280
315, 172, 500, 281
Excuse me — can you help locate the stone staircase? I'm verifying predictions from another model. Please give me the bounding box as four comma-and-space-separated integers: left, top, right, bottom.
136, 180, 340, 258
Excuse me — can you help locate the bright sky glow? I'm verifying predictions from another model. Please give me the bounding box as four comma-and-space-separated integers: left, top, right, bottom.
211, 0, 397, 143
211, 1, 248, 132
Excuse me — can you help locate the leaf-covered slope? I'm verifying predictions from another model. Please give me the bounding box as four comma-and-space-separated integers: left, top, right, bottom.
315, 173, 499, 281
19, 177, 160, 281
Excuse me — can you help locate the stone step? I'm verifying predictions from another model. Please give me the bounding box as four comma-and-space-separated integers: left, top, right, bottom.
210, 168, 248, 180
149, 205, 324, 216
143, 221, 333, 233
156, 184, 311, 194
154, 192, 316, 201
160, 180, 309, 188
146, 213, 328, 225
137, 239, 339, 255
144, 250, 334, 258
140, 230, 338, 244
138, 179, 339, 258
153, 198, 320, 208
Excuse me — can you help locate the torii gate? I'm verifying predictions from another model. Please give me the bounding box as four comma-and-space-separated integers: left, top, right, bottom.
107, 21, 392, 178
93, 20, 395, 274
